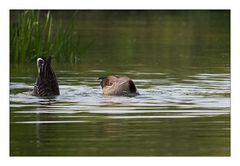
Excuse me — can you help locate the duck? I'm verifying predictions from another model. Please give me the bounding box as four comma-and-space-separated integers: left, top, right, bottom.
99, 75, 139, 96
32, 57, 60, 97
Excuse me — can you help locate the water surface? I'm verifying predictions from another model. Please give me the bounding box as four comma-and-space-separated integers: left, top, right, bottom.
10, 64, 230, 156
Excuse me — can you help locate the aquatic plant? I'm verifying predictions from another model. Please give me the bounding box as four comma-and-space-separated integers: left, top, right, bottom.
10, 10, 84, 63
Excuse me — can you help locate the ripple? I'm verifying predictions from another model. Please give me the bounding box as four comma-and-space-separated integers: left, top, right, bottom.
10, 72, 230, 122
108, 115, 199, 119
13, 120, 87, 124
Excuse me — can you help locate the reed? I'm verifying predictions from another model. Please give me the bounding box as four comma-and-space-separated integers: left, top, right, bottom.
10, 10, 83, 63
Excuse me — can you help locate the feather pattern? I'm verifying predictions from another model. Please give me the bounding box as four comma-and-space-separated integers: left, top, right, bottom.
32, 57, 59, 97
99, 75, 139, 96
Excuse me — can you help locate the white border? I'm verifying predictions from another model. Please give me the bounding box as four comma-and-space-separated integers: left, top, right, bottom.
1, 0, 240, 166
5, 0, 233, 9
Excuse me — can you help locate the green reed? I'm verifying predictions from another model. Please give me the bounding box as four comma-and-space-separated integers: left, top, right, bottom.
10, 10, 83, 63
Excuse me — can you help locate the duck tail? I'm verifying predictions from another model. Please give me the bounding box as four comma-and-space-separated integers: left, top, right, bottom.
128, 80, 137, 93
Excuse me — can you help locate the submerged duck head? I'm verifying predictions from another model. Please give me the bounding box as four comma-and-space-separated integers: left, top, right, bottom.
33, 57, 60, 97
99, 75, 139, 96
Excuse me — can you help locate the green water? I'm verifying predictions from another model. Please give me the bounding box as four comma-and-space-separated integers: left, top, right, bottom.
10, 10, 230, 156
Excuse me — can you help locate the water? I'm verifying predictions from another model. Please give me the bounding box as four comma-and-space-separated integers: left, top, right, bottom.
10, 64, 230, 156
10, 10, 230, 156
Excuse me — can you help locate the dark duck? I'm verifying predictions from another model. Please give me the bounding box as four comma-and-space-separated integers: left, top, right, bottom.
32, 57, 60, 97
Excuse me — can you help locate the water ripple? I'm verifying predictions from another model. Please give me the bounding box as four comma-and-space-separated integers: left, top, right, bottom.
10, 72, 230, 123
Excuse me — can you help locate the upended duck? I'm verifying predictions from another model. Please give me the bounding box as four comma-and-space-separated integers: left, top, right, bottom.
32, 57, 60, 97
99, 75, 139, 96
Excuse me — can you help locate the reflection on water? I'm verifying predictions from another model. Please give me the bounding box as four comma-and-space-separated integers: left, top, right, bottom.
10, 68, 230, 156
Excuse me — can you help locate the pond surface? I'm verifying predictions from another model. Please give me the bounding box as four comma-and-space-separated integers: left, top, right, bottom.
10, 10, 230, 156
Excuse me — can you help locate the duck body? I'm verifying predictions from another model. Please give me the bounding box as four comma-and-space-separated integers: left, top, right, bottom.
99, 75, 139, 96
32, 57, 60, 97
